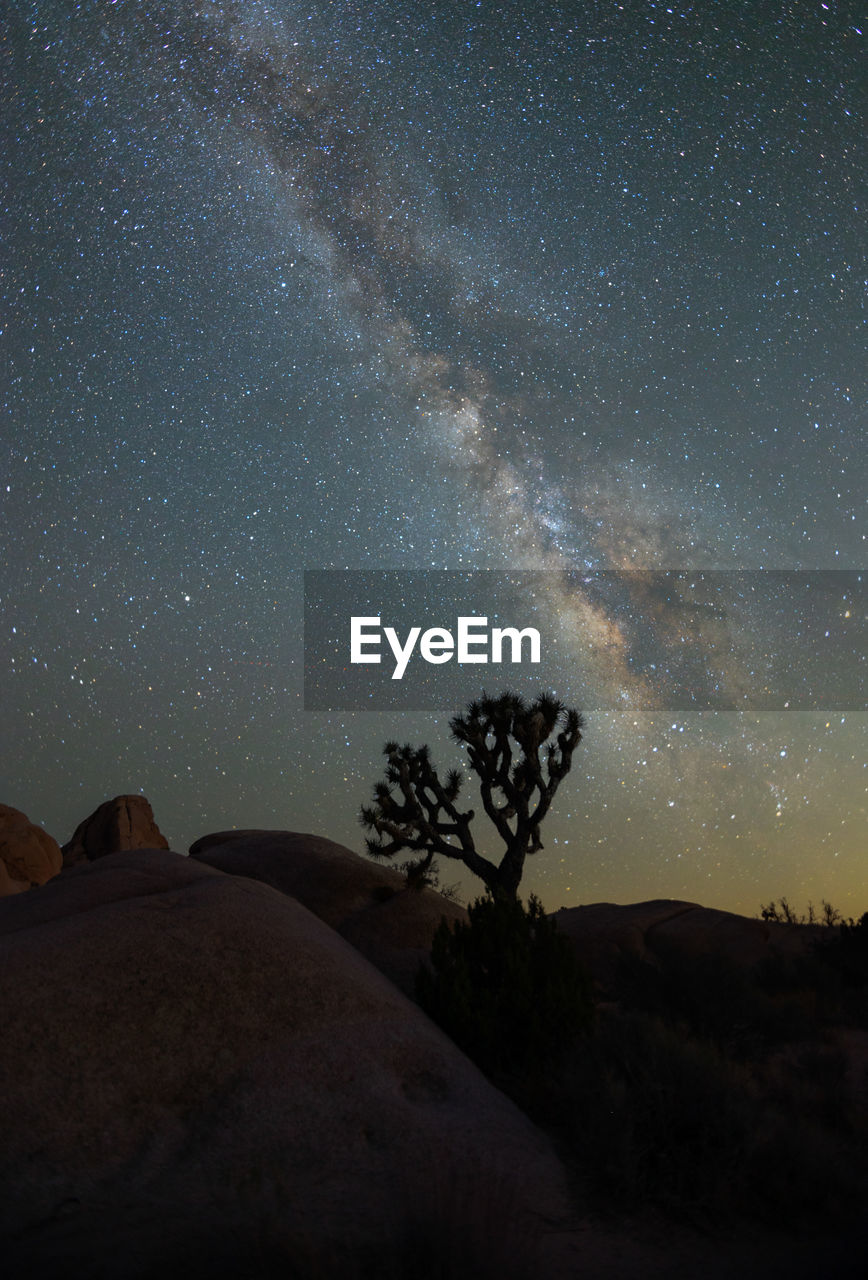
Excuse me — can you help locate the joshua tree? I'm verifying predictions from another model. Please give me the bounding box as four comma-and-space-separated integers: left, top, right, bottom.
360, 690, 583, 900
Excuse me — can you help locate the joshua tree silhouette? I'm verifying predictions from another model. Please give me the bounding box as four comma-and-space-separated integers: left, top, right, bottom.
360, 690, 583, 899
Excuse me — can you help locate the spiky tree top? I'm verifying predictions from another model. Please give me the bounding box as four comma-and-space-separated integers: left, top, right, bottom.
360, 691, 583, 899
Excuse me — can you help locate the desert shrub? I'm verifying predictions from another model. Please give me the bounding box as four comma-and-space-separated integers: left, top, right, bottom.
615, 948, 755, 1047
744, 1106, 863, 1226
814, 911, 868, 991
613, 946, 821, 1055
615, 928, 868, 1052
416, 892, 593, 1079
761, 898, 843, 927
543, 1010, 753, 1218
417, 893, 868, 1230
535, 1008, 865, 1226
752, 917, 868, 1031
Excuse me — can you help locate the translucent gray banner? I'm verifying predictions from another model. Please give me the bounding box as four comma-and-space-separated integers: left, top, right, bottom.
303, 570, 864, 711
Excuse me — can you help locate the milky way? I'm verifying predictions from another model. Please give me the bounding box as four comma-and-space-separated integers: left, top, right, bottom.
2, 1, 864, 912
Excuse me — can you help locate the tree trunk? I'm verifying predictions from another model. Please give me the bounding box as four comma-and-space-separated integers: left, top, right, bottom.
493, 841, 526, 900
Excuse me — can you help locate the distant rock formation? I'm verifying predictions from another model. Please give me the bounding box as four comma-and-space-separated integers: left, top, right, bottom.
0, 849, 571, 1278
554, 898, 828, 998
61, 794, 169, 866
0, 804, 62, 896
191, 830, 467, 994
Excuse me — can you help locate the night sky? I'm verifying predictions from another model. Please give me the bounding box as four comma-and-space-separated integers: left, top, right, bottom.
2, 0, 864, 914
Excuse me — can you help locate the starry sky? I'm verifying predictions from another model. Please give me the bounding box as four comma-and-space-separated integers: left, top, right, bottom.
2, 0, 865, 915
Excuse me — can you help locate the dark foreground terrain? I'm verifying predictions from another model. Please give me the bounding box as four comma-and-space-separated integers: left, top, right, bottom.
1, 803, 866, 1277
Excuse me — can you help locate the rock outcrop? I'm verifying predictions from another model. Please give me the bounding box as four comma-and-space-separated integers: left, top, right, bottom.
0, 804, 62, 895
61, 794, 169, 866
554, 898, 828, 998
191, 830, 467, 994
0, 848, 573, 1279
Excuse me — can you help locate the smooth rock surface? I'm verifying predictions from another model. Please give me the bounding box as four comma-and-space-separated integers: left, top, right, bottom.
191, 830, 467, 993
0, 849, 572, 1279
0, 803, 62, 894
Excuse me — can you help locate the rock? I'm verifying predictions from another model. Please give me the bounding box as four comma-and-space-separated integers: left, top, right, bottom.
0, 849, 573, 1278
0, 855, 31, 897
339, 879, 467, 996
190, 829, 407, 925
553, 900, 702, 988
190, 830, 467, 994
0, 804, 62, 894
554, 899, 828, 998
61, 794, 169, 865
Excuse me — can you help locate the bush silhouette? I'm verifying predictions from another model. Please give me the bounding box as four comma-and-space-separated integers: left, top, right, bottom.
815, 911, 868, 989
416, 892, 592, 1079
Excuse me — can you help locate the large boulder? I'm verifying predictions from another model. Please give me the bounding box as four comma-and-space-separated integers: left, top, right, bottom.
0, 858, 28, 897
0, 804, 62, 894
0, 849, 573, 1279
190, 830, 467, 994
61, 794, 169, 866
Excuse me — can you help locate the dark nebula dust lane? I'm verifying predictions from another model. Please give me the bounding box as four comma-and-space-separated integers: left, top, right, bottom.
1, 1, 864, 912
